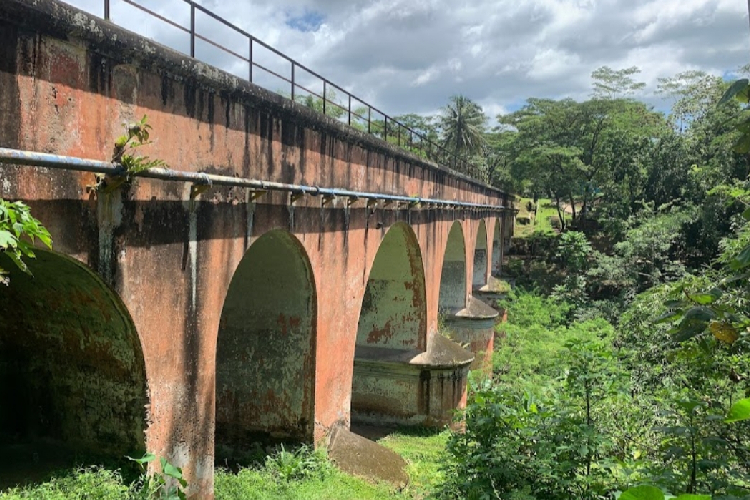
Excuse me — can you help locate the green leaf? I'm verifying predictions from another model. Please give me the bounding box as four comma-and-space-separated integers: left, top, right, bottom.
734, 133, 750, 154
691, 288, 722, 305
676, 400, 702, 414
127, 452, 156, 465
115, 135, 129, 148
664, 299, 688, 308
742, 207, 750, 221
670, 319, 708, 342
160, 457, 184, 480
726, 397, 750, 423
0, 230, 16, 249
654, 309, 683, 324
683, 307, 715, 322
731, 244, 750, 270
620, 485, 665, 500
719, 78, 750, 104
673, 495, 711, 500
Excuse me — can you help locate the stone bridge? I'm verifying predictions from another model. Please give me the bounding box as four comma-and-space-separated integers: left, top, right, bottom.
0, 0, 515, 497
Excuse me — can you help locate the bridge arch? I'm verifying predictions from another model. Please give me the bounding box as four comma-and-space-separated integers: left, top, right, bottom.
439, 221, 467, 313
0, 250, 148, 483
355, 222, 427, 352
472, 220, 489, 288
215, 229, 317, 457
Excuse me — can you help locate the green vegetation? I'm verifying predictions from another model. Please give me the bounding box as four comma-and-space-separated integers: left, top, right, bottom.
0, 199, 52, 285
438, 66, 750, 499
0, 440, 437, 500
378, 428, 450, 498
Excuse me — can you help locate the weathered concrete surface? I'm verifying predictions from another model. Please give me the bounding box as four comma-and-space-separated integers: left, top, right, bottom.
472, 220, 488, 287
215, 230, 316, 460
352, 334, 473, 426
0, 0, 513, 496
475, 275, 509, 309
444, 296, 499, 373
439, 222, 467, 313
492, 219, 504, 276
328, 425, 408, 487
355, 223, 426, 351
0, 251, 148, 479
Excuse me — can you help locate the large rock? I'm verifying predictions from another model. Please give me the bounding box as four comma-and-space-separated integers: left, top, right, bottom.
328, 425, 408, 487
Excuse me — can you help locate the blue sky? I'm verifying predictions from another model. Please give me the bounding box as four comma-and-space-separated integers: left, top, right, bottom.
63, 0, 750, 124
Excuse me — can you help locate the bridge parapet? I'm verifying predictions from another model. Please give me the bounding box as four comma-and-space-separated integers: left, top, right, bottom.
0, 0, 507, 210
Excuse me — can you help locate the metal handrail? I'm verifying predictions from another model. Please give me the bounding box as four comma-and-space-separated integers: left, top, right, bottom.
0, 148, 508, 211
100, 0, 488, 183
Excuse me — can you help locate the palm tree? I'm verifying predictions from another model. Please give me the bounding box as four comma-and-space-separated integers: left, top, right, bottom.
439, 95, 487, 158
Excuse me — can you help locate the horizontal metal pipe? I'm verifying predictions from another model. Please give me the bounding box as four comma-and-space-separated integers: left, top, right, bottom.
0, 148, 511, 211
0, 148, 123, 174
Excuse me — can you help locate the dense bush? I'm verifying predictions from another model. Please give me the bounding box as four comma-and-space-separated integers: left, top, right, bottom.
444, 337, 624, 500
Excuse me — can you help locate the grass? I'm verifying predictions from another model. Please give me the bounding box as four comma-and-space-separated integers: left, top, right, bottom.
0, 429, 451, 500
0, 467, 133, 500
215, 467, 401, 500
377, 427, 450, 499
514, 198, 573, 238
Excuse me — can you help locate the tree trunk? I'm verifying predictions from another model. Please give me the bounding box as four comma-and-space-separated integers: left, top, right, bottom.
568, 193, 577, 222
581, 191, 589, 226
554, 194, 566, 231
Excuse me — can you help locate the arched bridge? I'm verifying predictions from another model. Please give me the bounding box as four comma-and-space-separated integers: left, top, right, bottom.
0, 1, 515, 497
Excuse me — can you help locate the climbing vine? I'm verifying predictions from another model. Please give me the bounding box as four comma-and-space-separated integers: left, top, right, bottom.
93, 115, 167, 192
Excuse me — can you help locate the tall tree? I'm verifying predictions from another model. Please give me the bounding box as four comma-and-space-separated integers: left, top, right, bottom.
439, 95, 487, 158
591, 66, 646, 99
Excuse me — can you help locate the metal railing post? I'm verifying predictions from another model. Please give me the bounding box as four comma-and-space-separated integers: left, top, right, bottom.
248, 38, 253, 83
384, 116, 387, 141
322, 81, 326, 115
291, 62, 295, 101
104, 0, 110, 20
347, 94, 351, 126
367, 107, 371, 134
190, 4, 195, 57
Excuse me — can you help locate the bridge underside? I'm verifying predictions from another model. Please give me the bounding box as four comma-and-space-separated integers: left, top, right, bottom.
0, 251, 148, 487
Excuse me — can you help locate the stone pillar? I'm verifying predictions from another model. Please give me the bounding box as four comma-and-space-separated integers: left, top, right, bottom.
443, 296, 499, 374
351, 335, 473, 427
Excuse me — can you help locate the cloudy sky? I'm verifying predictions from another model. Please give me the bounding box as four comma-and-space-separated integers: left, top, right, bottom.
63, 0, 749, 123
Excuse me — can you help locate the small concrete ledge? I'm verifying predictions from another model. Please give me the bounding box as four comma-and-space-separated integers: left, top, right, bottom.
474, 275, 512, 307
351, 335, 473, 427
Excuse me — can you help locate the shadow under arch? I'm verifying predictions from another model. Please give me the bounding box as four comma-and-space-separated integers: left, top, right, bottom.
439, 221, 467, 314
215, 229, 317, 460
355, 221, 427, 353
0, 250, 148, 488
472, 220, 488, 288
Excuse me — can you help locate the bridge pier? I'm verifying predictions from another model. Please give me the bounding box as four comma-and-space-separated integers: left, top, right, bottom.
351, 334, 472, 427
349, 222, 474, 427
443, 296, 499, 373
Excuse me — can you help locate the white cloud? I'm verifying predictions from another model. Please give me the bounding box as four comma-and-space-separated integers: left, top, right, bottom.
60, 0, 750, 121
